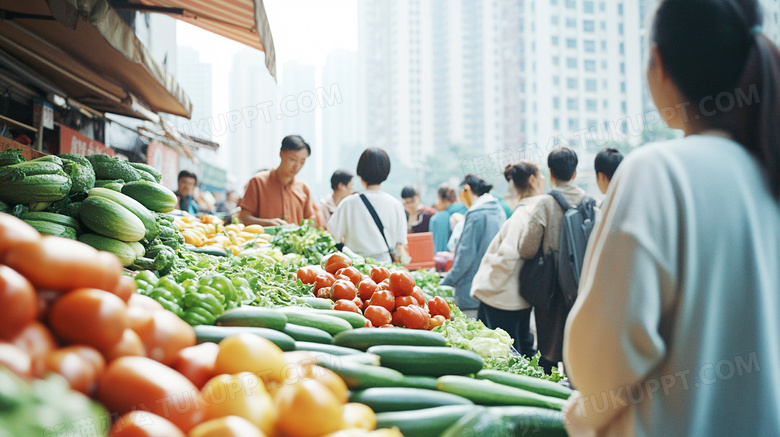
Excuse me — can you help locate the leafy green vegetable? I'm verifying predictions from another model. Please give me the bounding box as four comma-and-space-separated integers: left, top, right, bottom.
270, 220, 337, 264
484, 355, 565, 382
433, 308, 514, 359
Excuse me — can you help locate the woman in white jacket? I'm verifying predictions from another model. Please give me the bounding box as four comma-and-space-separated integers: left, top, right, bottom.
471, 161, 545, 357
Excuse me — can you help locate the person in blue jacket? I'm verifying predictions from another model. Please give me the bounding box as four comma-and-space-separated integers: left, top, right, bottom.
429, 184, 467, 252
440, 174, 506, 317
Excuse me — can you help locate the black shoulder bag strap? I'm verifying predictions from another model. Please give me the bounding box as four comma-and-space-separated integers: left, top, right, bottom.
359, 194, 394, 260
549, 190, 571, 212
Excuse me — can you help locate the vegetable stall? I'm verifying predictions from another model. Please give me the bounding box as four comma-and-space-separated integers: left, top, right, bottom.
0, 148, 570, 436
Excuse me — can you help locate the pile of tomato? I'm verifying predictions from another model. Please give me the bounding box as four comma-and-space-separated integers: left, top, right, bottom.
296, 253, 452, 330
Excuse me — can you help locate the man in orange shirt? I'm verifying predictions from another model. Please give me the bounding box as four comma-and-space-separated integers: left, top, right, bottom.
238, 135, 318, 227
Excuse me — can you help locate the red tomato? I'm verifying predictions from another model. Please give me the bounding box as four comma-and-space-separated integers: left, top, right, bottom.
314, 273, 336, 291
389, 271, 416, 296
395, 296, 416, 308
297, 266, 319, 285
0, 342, 31, 377
0, 213, 40, 258
10, 321, 56, 359
335, 266, 362, 286
430, 315, 447, 329
363, 319, 373, 328
352, 296, 363, 309
3, 236, 122, 292
315, 286, 333, 300
98, 356, 202, 432
377, 281, 391, 291
335, 274, 351, 283
391, 310, 403, 326
333, 299, 360, 313
0, 265, 36, 339
60, 345, 106, 377
395, 305, 430, 330
48, 288, 128, 350
331, 280, 357, 301
133, 310, 196, 366
112, 276, 137, 303
361, 299, 370, 312
411, 288, 426, 306
369, 289, 395, 312
324, 253, 352, 274
109, 411, 186, 437
102, 329, 146, 362
379, 324, 394, 328
172, 342, 219, 389
363, 305, 392, 327
128, 294, 164, 312
370, 266, 390, 283
357, 278, 378, 301
38, 347, 99, 395
427, 296, 451, 319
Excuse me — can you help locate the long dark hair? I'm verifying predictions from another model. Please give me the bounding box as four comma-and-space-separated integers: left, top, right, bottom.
504, 161, 540, 194
652, 0, 780, 197
462, 174, 494, 196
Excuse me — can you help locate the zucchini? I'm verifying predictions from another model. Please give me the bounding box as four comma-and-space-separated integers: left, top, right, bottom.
88, 188, 160, 240
309, 309, 366, 329
128, 162, 162, 183
282, 324, 333, 344
214, 307, 288, 330
375, 405, 479, 437
485, 406, 567, 436
476, 369, 572, 400
0, 174, 71, 204
278, 309, 352, 336
366, 345, 483, 377
24, 220, 76, 239
398, 375, 439, 390
136, 170, 156, 182
86, 155, 141, 182
121, 180, 177, 213
436, 375, 566, 410
78, 233, 137, 266
349, 387, 473, 412
302, 297, 334, 310
334, 328, 447, 351
20, 212, 81, 234
315, 358, 405, 389
193, 325, 295, 351
294, 341, 364, 356
79, 196, 145, 242
128, 241, 146, 257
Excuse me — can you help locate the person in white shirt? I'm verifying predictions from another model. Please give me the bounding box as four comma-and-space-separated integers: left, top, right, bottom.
327, 148, 408, 264
563, 0, 780, 435
471, 161, 545, 357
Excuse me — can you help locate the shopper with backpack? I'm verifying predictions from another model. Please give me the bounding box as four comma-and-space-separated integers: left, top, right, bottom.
518, 147, 598, 373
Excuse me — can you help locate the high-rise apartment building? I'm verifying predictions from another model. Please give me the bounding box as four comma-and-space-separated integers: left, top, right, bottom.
280, 61, 317, 185
175, 46, 213, 140
321, 50, 359, 189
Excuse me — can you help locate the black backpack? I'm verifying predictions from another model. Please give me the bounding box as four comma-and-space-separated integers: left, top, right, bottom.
549, 191, 597, 310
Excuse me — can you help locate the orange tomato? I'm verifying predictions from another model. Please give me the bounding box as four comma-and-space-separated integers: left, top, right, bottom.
0, 264, 36, 339
200, 373, 276, 435
108, 411, 186, 437
3, 236, 121, 292
410, 287, 426, 306
324, 253, 352, 275
363, 306, 392, 328
0, 213, 40, 258
369, 267, 390, 284
214, 333, 286, 385
307, 365, 349, 403
48, 288, 128, 350
112, 275, 137, 303
38, 347, 99, 395
172, 342, 219, 389
128, 293, 164, 312
342, 402, 377, 430
334, 299, 361, 313
60, 345, 106, 377
133, 309, 195, 365
188, 416, 265, 437
98, 356, 202, 432
429, 315, 446, 329
11, 321, 57, 360
275, 378, 344, 437
0, 342, 31, 377
357, 278, 378, 301
102, 329, 146, 362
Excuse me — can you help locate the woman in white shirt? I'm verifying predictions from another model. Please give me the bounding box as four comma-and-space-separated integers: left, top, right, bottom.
563, 0, 780, 435
327, 148, 407, 264
470, 161, 545, 357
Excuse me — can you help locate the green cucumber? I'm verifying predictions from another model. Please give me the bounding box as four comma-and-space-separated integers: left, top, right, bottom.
315, 359, 405, 389
193, 325, 295, 351
476, 369, 572, 400
436, 375, 566, 410
366, 345, 483, 377
309, 309, 366, 329
20, 212, 82, 234
184, 244, 228, 256
334, 328, 447, 351
398, 375, 439, 390
484, 406, 568, 436
294, 341, 363, 356
349, 387, 473, 412
79, 196, 145, 242
282, 324, 333, 344
278, 309, 352, 336
214, 307, 288, 330
88, 187, 160, 241
375, 405, 480, 437
302, 297, 333, 309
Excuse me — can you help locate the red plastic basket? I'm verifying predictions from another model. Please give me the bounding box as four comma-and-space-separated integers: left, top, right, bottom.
404, 232, 436, 271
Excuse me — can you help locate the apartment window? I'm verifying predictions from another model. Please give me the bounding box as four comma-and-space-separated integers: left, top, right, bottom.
569, 118, 579, 131
551, 16, 559, 25
599, 2, 605, 11
567, 58, 578, 69
601, 60, 607, 69
552, 36, 559, 46
601, 21, 606, 30
585, 60, 596, 72
567, 78, 578, 90
603, 99, 608, 109
587, 119, 598, 129
566, 17, 576, 28
553, 118, 560, 130
618, 3, 624, 15
551, 0, 558, 4
584, 40, 596, 53
621, 101, 627, 114
602, 79, 608, 88
583, 20, 595, 32
601, 40, 607, 51
585, 79, 597, 92
552, 56, 560, 66
620, 62, 625, 74
583, 0, 594, 13
619, 23, 624, 35
553, 97, 560, 109
621, 82, 626, 93
565, 0, 576, 9
619, 42, 624, 55
567, 98, 578, 111
566, 38, 577, 49
553, 76, 560, 86
586, 99, 598, 112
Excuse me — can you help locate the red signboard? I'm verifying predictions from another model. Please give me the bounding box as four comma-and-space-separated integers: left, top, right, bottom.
147, 141, 178, 190
59, 125, 114, 156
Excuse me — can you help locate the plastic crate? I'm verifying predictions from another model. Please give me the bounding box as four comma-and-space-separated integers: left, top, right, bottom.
404, 232, 436, 270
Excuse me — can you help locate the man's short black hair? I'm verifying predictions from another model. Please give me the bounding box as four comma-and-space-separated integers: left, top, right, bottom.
594, 148, 624, 181
330, 169, 354, 190
356, 148, 391, 185
281, 135, 311, 155
401, 186, 418, 199
178, 170, 197, 182
548, 147, 578, 181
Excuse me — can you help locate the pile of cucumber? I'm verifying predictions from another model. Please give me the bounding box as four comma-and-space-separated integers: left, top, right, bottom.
192, 306, 572, 436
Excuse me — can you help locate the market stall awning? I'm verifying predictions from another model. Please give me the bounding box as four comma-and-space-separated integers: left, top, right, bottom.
0, 0, 193, 119
129, 0, 276, 77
